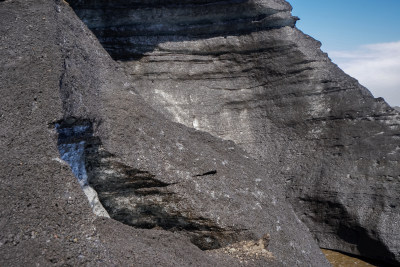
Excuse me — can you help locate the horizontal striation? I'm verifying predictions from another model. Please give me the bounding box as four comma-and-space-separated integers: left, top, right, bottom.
67, 0, 400, 264
68, 0, 297, 59
119, 26, 400, 265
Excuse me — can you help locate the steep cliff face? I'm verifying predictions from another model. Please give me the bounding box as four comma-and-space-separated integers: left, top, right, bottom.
68, 0, 400, 265
0, 0, 331, 266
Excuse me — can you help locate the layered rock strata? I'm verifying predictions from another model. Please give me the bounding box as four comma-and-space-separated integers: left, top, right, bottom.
68, 0, 400, 265
0, 0, 330, 266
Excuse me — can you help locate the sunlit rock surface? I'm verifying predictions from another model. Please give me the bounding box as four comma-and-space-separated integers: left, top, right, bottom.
68, 0, 400, 265
0, 0, 330, 266
1, 0, 399, 265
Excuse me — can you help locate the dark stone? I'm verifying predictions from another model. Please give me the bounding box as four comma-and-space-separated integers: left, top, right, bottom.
0, 0, 329, 266
66, 0, 400, 265
2, 0, 399, 265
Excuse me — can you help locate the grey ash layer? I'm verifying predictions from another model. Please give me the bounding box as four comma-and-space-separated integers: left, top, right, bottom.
0, 0, 399, 266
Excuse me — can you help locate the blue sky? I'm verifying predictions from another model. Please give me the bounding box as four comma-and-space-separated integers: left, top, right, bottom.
290, 0, 400, 106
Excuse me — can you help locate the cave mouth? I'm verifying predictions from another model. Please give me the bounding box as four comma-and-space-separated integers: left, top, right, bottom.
54, 117, 251, 250
300, 196, 398, 266
321, 249, 398, 267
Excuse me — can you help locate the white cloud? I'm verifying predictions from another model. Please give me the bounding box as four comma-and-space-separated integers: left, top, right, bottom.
328, 41, 400, 107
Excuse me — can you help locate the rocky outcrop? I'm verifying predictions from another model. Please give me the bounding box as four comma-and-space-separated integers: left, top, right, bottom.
67, 0, 400, 265
0, 0, 330, 266
69, 0, 297, 61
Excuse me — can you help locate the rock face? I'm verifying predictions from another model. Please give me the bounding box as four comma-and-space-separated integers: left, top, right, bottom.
68, 0, 400, 265
0, 0, 331, 266
2, 0, 399, 265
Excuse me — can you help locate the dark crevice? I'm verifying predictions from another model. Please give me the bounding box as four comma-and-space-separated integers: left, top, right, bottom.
194, 170, 217, 177
55, 117, 248, 250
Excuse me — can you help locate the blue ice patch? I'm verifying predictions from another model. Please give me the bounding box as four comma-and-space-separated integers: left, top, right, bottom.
55, 122, 92, 187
